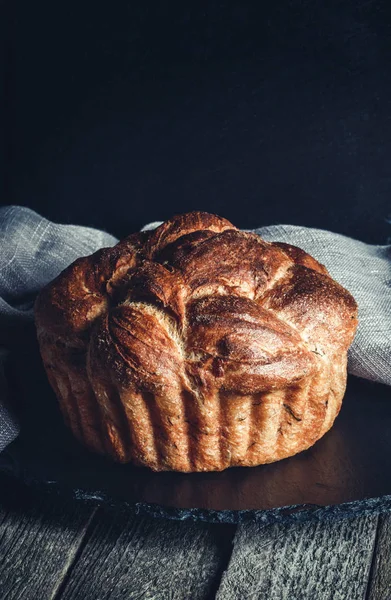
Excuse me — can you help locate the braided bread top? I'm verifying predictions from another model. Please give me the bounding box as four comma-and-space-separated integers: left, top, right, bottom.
34, 212, 358, 396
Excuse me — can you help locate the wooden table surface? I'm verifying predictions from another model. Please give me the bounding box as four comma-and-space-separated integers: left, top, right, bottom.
0, 474, 390, 599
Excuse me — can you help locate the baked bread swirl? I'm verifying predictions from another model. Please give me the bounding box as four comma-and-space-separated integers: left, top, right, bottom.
34, 211, 358, 472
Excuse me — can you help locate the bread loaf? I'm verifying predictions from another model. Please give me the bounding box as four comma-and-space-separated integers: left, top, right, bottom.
34, 211, 358, 471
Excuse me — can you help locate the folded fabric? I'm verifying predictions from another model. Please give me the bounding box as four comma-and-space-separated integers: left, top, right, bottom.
0, 206, 390, 453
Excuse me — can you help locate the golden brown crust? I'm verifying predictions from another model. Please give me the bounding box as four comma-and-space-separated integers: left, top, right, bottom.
271, 241, 329, 275
34, 211, 358, 472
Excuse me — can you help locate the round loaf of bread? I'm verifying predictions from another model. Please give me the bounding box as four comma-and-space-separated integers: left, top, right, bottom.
34, 211, 358, 472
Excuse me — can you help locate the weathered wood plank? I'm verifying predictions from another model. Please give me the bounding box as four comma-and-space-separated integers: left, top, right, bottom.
367, 512, 391, 600
0, 474, 97, 600
59, 505, 235, 600
216, 514, 378, 600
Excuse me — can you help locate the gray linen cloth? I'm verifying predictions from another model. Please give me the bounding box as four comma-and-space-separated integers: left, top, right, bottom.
0, 205, 390, 453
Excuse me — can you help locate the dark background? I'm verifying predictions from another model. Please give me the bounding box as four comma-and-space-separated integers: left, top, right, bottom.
2, 1, 391, 243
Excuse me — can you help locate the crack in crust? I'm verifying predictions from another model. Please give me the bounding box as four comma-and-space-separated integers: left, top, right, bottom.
34, 211, 358, 471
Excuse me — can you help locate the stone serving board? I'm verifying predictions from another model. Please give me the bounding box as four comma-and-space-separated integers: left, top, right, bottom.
2, 333, 391, 523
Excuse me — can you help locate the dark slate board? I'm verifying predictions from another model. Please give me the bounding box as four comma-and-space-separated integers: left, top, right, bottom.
2, 330, 391, 523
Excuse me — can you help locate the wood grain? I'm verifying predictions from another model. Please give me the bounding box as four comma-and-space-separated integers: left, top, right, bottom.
1, 470, 389, 600
58, 505, 235, 600
216, 515, 379, 600
0, 474, 97, 600
367, 513, 391, 600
